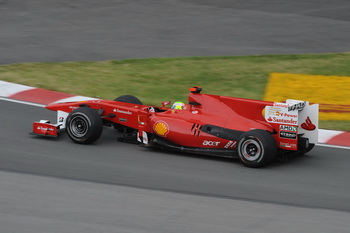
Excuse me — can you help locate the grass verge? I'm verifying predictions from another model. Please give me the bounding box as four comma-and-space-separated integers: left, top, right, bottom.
1, 53, 350, 131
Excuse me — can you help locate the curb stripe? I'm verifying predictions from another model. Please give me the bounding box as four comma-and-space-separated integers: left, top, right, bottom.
318, 129, 343, 143
0, 80, 34, 97
0, 97, 45, 107
9, 88, 75, 105
326, 133, 350, 147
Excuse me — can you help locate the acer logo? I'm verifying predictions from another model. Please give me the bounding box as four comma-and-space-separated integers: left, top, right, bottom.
203, 140, 220, 146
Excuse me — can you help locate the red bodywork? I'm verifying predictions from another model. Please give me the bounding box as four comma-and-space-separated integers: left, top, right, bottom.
32, 89, 311, 155
32, 121, 58, 137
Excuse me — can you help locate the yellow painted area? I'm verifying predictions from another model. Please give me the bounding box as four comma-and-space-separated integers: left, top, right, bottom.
264, 73, 350, 121
154, 121, 169, 136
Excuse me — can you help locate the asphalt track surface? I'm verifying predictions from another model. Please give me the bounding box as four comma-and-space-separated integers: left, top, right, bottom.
1, 1, 350, 232
1, 0, 350, 63
1, 99, 350, 232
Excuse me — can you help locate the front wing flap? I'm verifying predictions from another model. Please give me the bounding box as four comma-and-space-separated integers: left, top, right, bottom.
30, 111, 69, 137
31, 120, 60, 137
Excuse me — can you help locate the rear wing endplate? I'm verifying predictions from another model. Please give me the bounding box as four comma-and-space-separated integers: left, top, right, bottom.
265, 99, 319, 145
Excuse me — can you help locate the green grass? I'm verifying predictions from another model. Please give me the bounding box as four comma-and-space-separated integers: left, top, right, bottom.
1, 53, 350, 131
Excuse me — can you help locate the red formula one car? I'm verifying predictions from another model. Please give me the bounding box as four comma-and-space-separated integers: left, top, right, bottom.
31, 87, 319, 167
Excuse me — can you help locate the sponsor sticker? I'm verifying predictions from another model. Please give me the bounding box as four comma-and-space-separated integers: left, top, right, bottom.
203, 140, 220, 146
279, 131, 297, 139
153, 121, 169, 137
265, 104, 298, 125
37, 126, 55, 131
280, 142, 297, 148
267, 117, 298, 125
113, 109, 132, 115
279, 125, 297, 132
119, 118, 127, 122
274, 103, 288, 108
224, 141, 237, 149
288, 102, 306, 111
301, 116, 316, 131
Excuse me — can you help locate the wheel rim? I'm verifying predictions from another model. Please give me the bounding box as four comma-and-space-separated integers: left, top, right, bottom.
241, 138, 262, 161
70, 116, 88, 138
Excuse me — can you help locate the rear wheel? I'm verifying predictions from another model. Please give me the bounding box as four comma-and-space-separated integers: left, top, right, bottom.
237, 129, 277, 168
66, 107, 103, 144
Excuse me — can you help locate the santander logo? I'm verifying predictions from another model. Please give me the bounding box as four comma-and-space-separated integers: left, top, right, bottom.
301, 117, 316, 131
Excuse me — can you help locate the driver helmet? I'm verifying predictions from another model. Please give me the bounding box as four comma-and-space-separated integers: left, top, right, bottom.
171, 102, 185, 110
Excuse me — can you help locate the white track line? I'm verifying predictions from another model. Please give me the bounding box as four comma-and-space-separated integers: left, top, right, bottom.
316, 143, 350, 150
0, 97, 45, 107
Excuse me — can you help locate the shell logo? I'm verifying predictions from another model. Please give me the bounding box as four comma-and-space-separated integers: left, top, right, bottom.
153, 121, 169, 137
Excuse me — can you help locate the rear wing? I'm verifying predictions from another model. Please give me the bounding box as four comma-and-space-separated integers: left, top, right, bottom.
265, 100, 319, 148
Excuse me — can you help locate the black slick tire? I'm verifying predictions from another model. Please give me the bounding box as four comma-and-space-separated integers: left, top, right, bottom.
114, 95, 142, 105
237, 129, 277, 168
66, 107, 103, 144
113, 95, 142, 132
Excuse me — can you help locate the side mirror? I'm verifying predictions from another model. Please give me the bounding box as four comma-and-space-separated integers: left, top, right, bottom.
162, 101, 171, 108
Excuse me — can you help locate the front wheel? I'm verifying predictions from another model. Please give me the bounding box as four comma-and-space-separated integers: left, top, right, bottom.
66, 107, 103, 144
237, 129, 277, 168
